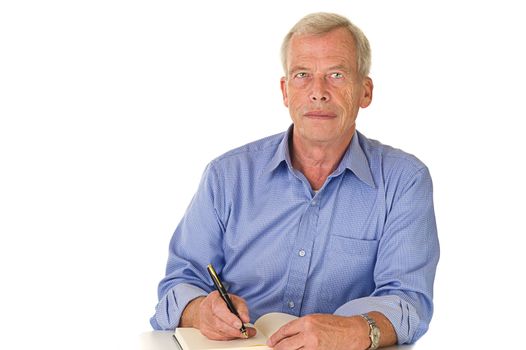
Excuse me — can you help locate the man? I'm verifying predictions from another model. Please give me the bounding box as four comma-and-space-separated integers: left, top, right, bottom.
151, 12, 439, 350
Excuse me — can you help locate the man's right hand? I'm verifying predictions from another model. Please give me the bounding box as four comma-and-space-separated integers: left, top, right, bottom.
179, 291, 256, 340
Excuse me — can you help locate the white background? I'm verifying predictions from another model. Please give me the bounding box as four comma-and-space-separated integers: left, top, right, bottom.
1, 1, 525, 349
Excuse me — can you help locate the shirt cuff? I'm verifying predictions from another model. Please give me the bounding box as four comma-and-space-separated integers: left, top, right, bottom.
151, 283, 208, 330
333, 295, 421, 344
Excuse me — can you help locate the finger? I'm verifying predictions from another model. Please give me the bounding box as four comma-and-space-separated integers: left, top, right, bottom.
201, 325, 244, 341
213, 316, 247, 338
205, 325, 257, 341
230, 294, 251, 323
200, 313, 251, 340
267, 319, 301, 347
268, 332, 303, 350
198, 292, 243, 339
211, 293, 245, 330
200, 326, 232, 341
245, 326, 258, 338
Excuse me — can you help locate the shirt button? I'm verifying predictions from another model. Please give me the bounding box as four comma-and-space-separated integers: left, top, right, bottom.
311, 200, 317, 206
298, 249, 306, 257
288, 301, 295, 309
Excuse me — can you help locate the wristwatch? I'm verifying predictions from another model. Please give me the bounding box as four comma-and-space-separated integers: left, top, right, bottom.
360, 313, 380, 350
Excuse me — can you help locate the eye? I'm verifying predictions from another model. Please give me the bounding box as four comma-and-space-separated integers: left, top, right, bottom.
294, 72, 308, 79
330, 72, 344, 79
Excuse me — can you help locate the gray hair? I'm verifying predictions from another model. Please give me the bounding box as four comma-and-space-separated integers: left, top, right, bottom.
280, 12, 371, 78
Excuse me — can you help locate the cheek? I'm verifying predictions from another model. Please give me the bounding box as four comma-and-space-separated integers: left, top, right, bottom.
286, 83, 308, 105
341, 87, 358, 111
287, 93, 303, 112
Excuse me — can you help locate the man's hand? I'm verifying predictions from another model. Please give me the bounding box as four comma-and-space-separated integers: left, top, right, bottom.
266, 314, 371, 350
180, 291, 256, 340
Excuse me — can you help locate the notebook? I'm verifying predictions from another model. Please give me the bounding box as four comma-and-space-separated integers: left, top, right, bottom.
173, 312, 298, 350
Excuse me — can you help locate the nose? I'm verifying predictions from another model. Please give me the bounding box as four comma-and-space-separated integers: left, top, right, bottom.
309, 77, 330, 102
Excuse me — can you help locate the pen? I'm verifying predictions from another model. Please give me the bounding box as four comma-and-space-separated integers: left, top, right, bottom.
206, 263, 248, 338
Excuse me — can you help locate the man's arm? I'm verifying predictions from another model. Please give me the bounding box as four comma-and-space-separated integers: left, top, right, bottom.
150, 163, 227, 330
334, 166, 439, 344
268, 312, 396, 350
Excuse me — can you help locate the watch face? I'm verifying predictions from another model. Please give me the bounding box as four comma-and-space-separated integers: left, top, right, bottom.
372, 327, 381, 343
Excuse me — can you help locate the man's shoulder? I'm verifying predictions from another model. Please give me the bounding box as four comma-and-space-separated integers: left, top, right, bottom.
358, 131, 428, 173
211, 131, 286, 165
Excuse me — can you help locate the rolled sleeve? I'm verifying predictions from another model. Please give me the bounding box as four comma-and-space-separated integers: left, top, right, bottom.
150, 283, 208, 330
334, 295, 422, 344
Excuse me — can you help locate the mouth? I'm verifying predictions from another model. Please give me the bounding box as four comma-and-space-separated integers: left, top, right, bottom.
304, 111, 337, 119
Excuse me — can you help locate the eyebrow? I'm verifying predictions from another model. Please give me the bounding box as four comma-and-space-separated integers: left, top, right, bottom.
289, 65, 352, 74
289, 66, 310, 73
327, 65, 352, 73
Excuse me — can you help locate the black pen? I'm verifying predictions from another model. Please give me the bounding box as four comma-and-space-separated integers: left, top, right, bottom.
206, 264, 248, 338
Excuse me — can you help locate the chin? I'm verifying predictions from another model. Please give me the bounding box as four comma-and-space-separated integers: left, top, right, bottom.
303, 132, 338, 144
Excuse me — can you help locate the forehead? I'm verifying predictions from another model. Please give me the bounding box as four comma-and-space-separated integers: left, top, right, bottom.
287, 27, 357, 68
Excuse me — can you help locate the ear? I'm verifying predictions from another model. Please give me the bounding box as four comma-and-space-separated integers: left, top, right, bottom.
280, 77, 289, 107
359, 77, 373, 108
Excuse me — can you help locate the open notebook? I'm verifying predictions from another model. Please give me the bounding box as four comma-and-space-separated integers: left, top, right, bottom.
173, 312, 298, 350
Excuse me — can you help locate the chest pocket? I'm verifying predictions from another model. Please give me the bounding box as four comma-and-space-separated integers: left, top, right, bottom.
321, 235, 378, 307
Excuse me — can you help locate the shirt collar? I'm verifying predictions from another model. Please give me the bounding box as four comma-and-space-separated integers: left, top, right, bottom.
338, 131, 376, 188
264, 125, 294, 174
264, 126, 375, 188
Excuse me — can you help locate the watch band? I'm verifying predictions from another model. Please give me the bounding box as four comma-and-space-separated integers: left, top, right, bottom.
360, 313, 380, 350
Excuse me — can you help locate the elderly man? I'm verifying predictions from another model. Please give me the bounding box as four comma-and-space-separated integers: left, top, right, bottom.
151, 12, 439, 350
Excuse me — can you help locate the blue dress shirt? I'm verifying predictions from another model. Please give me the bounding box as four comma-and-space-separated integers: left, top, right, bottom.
151, 126, 439, 344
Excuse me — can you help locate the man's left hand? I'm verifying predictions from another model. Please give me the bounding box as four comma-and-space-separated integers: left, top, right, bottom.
266, 314, 370, 350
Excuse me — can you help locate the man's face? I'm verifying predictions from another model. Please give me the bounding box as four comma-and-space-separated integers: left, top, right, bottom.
281, 27, 373, 147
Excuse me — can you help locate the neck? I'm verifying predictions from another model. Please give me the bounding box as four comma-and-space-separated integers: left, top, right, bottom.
290, 132, 353, 191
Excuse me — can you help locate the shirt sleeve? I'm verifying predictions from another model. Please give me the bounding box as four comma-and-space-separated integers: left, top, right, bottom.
150, 162, 226, 330
334, 166, 439, 344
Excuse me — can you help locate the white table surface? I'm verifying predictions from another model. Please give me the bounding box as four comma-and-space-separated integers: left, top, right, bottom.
139, 331, 415, 350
